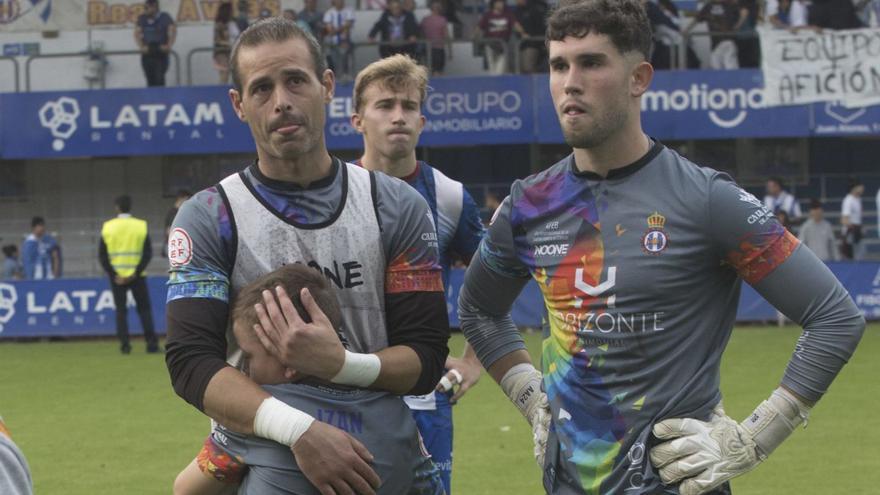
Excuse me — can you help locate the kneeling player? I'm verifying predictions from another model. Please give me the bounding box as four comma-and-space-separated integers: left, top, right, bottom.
174, 264, 444, 495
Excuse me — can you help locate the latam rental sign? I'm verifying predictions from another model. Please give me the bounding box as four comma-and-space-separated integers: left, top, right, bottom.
0, 278, 167, 338
2, 86, 256, 158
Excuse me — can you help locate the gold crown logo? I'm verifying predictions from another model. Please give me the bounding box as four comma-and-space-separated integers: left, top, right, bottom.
647, 211, 665, 229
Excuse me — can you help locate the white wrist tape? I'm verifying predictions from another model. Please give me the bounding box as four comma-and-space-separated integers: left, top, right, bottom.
253, 397, 315, 447
330, 350, 381, 387
741, 388, 812, 459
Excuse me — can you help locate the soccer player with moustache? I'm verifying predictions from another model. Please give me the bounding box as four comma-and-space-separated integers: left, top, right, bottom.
457, 1, 866, 494
165, 18, 450, 495
350, 54, 486, 494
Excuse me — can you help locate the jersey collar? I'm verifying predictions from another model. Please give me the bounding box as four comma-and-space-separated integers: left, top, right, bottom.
569, 139, 664, 181
249, 157, 340, 191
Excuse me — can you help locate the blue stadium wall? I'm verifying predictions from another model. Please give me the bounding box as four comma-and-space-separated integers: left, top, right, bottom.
1, 262, 879, 338
2, 70, 880, 161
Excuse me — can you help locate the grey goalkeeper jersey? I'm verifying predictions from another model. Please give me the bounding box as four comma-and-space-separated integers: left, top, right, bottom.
459, 142, 865, 495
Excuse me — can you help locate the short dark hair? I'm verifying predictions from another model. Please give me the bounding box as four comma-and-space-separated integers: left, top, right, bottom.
848, 177, 863, 191
229, 17, 327, 92
2, 244, 17, 258
176, 189, 192, 199
232, 263, 344, 333
145, 0, 158, 5
768, 176, 785, 189
809, 198, 823, 210
547, 0, 652, 60
31, 216, 44, 228
115, 195, 132, 213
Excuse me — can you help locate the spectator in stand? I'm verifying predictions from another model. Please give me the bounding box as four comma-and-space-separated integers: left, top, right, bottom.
841, 178, 865, 260
764, 176, 803, 223
809, 0, 864, 29
134, 0, 176, 87
421, 0, 452, 75
213, 2, 240, 84
475, 0, 525, 75
443, 0, 463, 38
733, 0, 760, 68
299, 0, 325, 42
856, 0, 880, 27
369, 0, 420, 59
514, 0, 548, 74
22, 216, 60, 280
234, 0, 250, 32
799, 199, 839, 262
2, 245, 23, 280
283, 9, 315, 36
324, 0, 356, 81
402, 0, 417, 14
684, 0, 740, 70
768, 0, 819, 32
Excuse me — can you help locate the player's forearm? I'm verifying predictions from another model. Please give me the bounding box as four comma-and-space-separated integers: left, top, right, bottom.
487, 349, 534, 384
382, 290, 450, 394
370, 345, 421, 394
203, 367, 271, 434
458, 253, 528, 368
754, 245, 866, 403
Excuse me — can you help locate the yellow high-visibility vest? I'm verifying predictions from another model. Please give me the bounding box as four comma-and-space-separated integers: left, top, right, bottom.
101, 215, 148, 277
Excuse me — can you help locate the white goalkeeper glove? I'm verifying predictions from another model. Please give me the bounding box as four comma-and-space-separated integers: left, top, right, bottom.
500, 363, 551, 468
650, 388, 811, 495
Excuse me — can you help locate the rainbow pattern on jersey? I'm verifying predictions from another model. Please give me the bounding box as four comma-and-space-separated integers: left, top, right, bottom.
509, 170, 628, 494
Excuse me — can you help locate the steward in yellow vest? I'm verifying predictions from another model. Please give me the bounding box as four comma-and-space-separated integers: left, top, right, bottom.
99, 195, 159, 354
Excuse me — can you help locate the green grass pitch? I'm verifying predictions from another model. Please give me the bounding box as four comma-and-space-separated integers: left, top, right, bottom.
0, 326, 876, 494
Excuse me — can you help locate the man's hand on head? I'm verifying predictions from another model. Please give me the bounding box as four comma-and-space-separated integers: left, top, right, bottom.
253, 286, 347, 381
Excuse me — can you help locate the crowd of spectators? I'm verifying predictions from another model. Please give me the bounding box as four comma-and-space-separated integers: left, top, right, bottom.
129, 0, 880, 86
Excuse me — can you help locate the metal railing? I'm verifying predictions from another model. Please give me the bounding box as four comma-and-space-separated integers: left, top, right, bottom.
186, 46, 218, 86
25, 49, 181, 91
0, 56, 21, 92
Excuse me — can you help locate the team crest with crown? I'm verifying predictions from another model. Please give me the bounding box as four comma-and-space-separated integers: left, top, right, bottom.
641, 211, 669, 255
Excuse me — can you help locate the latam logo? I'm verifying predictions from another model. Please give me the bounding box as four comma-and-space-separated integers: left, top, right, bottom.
0, 283, 17, 333
38, 97, 226, 151
642, 83, 765, 129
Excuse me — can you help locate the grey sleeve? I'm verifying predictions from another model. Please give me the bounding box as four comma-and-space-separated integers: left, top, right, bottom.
373, 173, 442, 275
0, 435, 33, 495
458, 195, 531, 368
458, 250, 529, 368
752, 244, 866, 403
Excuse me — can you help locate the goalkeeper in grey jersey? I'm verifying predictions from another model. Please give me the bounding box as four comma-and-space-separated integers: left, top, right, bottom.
457, 1, 866, 494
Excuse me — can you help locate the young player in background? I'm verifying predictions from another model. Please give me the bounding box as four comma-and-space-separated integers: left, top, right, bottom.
458, 1, 866, 494
174, 263, 444, 494
351, 54, 485, 494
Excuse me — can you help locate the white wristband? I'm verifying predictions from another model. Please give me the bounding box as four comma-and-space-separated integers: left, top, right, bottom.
330, 350, 381, 387
253, 397, 315, 447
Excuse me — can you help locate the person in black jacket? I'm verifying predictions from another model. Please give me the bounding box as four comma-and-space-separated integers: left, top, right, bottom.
514, 0, 548, 73
369, 0, 420, 58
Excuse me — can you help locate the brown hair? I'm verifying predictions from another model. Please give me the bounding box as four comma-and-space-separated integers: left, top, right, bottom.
230, 17, 327, 92
231, 263, 343, 332
353, 54, 429, 113
547, 0, 652, 60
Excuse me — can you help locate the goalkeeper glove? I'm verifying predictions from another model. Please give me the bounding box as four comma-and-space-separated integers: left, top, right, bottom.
500, 363, 551, 468
649, 388, 811, 495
